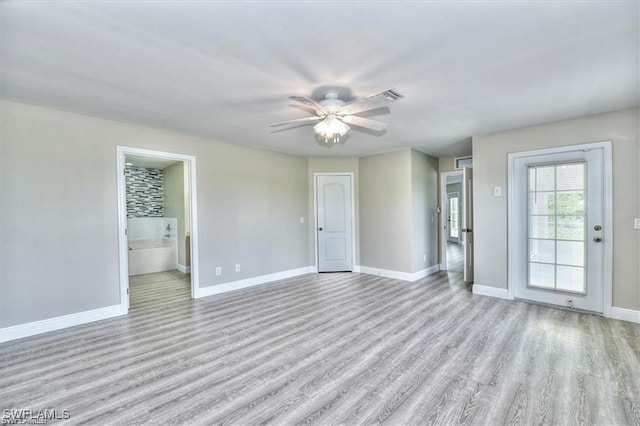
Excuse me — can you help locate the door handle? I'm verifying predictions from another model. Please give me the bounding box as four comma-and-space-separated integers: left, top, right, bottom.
594, 225, 602, 231
319, 227, 323, 231
593, 236, 602, 242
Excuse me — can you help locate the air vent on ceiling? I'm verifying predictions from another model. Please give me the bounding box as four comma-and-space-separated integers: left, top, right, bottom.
368, 88, 404, 102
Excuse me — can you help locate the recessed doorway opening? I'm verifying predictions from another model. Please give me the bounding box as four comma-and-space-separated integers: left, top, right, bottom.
116, 146, 200, 312
440, 167, 473, 282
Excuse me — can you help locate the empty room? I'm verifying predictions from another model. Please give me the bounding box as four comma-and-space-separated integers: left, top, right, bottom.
1, 1, 638, 425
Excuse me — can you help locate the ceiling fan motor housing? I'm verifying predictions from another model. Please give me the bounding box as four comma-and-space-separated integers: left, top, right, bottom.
318, 92, 346, 115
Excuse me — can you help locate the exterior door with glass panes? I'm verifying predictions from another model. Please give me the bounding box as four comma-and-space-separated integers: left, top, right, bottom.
512, 147, 604, 313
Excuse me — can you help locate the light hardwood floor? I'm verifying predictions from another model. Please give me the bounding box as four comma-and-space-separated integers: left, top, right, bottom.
446, 242, 464, 272
1, 271, 638, 425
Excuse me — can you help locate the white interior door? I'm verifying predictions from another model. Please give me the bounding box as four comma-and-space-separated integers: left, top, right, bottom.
512, 148, 605, 312
462, 167, 474, 282
316, 174, 353, 272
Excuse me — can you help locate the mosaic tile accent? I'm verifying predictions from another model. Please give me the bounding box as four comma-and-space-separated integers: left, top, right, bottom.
126, 165, 164, 218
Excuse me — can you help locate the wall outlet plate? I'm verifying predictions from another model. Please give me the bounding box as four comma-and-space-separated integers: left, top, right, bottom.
216, 267, 222, 276
635, 218, 640, 229
235, 264, 240, 272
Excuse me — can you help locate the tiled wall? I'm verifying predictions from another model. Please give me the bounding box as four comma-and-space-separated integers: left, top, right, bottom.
126, 165, 164, 218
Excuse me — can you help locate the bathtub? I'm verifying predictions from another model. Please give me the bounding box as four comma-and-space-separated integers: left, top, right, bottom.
128, 238, 177, 276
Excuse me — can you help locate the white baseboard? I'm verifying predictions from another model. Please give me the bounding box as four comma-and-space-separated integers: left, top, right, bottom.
359, 264, 439, 282
195, 266, 315, 298
472, 284, 512, 300
352, 265, 361, 273
411, 264, 440, 280
609, 307, 640, 324
176, 264, 191, 273
0, 304, 125, 343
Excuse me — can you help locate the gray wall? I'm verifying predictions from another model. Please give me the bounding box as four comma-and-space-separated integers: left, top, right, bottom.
473, 108, 639, 310
307, 158, 360, 267
359, 150, 413, 273
0, 100, 309, 328
411, 150, 439, 272
163, 162, 187, 266
446, 182, 462, 195
359, 149, 439, 274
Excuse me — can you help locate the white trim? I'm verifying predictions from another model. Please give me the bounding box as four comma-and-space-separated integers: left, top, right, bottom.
507, 141, 613, 316
116, 146, 200, 307
313, 172, 356, 272
0, 305, 124, 343
177, 264, 191, 274
411, 264, 441, 280
359, 264, 439, 282
472, 284, 512, 300
196, 267, 315, 298
609, 307, 640, 324
352, 265, 361, 273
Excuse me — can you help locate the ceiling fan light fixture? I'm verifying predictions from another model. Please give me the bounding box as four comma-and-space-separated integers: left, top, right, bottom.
313, 114, 349, 143
271, 88, 403, 145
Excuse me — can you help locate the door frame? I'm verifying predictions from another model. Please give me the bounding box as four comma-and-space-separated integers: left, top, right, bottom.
440, 170, 463, 270
313, 172, 356, 272
116, 146, 200, 311
507, 141, 613, 317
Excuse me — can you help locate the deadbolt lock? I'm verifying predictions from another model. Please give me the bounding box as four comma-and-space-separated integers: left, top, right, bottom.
593, 225, 602, 231
593, 236, 602, 243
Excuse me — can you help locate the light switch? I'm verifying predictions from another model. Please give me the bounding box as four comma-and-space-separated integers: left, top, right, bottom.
300, 216, 305, 224
635, 218, 640, 229
493, 186, 502, 197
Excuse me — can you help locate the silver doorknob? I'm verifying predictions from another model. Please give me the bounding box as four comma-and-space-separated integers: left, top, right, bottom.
593, 236, 602, 242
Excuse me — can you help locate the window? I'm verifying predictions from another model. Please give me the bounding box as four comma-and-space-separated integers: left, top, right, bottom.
527, 162, 586, 293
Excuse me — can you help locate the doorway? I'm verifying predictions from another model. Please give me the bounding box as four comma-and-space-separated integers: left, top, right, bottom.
116, 146, 200, 311
314, 173, 355, 272
440, 170, 473, 279
508, 142, 612, 313
447, 192, 460, 243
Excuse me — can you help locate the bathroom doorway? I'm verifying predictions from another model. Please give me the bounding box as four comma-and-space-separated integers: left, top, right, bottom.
116, 147, 199, 311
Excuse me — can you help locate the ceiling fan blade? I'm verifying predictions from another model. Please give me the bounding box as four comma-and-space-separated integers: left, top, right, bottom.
340, 115, 388, 132
339, 96, 390, 115
269, 116, 323, 127
289, 95, 324, 113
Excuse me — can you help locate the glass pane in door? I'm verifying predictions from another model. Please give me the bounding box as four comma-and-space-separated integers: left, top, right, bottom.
527, 162, 586, 294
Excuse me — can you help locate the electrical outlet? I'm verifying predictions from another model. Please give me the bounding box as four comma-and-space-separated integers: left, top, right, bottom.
216, 267, 222, 276
493, 186, 502, 197
635, 218, 640, 229
423, 254, 427, 262
235, 264, 240, 272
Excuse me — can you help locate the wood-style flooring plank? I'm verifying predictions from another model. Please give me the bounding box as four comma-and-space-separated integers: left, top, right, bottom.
1, 270, 638, 425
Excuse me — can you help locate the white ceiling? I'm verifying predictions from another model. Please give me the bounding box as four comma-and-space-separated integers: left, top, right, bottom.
1, 2, 638, 158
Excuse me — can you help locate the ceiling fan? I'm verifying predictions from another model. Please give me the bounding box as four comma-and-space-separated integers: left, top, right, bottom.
270, 88, 404, 143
